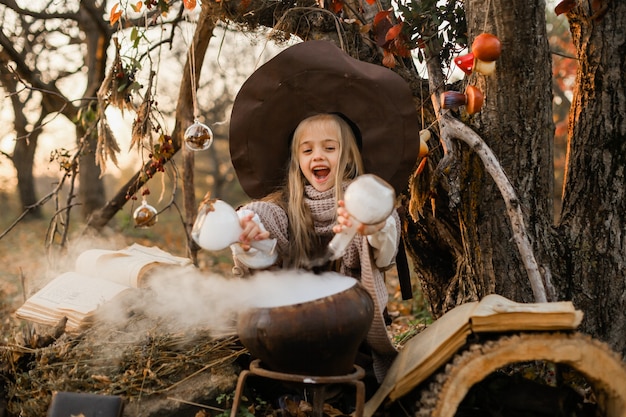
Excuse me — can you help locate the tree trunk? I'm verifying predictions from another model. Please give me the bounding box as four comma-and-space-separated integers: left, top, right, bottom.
78, 127, 106, 219
464, 0, 557, 300
12, 130, 41, 218
76, 1, 110, 220
412, 332, 626, 417
405, 0, 557, 316
559, 0, 626, 356
0, 50, 42, 218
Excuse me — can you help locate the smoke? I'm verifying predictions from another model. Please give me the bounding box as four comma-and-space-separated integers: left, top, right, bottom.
17, 235, 357, 340
96, 266, 357, 338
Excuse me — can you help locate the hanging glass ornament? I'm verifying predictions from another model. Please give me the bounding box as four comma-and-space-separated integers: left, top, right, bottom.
133, 198, 158, 228
184, 120, 213, 151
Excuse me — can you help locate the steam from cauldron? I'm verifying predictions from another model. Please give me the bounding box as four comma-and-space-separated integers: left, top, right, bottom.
97, 267, 358, 338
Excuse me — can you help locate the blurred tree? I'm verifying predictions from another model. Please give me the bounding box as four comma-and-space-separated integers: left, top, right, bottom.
0, 49, 43, 219
548, 6, 576, 217
0, 1, 113, 224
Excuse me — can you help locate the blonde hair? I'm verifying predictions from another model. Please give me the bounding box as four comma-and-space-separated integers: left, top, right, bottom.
270, 113, 364, 267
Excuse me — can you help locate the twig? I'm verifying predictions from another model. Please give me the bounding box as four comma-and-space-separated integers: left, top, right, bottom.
160, 349, 245, 393
271, 7, 347, 50
165, 397, 226, 412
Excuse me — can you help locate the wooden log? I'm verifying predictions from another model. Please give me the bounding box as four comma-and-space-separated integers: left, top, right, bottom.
412, 332, 626, 417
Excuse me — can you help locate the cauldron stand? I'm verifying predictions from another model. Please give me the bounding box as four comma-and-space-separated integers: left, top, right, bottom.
230, 359, 366, 417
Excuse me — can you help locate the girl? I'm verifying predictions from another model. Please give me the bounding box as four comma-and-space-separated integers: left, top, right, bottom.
231, 113, 400, 382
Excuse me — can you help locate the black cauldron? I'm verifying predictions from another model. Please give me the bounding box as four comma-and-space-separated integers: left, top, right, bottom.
236, 276, 374, 376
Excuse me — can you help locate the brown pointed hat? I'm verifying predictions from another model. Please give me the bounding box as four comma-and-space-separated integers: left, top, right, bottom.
229, 40, 420, 199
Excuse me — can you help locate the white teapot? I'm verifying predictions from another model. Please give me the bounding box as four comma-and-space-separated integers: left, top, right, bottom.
328, 174, 395, 260
192, 198, 277, 268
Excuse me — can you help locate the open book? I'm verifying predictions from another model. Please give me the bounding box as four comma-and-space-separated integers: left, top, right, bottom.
15, 244, 193, 333
364, 294, 584, 417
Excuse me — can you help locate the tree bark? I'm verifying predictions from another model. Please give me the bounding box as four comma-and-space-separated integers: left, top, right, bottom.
412, 332, 626, 417
405, 0, 557, 316
559, 0, 626, 356
0, 53, 42, 218
464, 0, 557, 300
174, 3, 220, 261
78, 127, 106, 219
76, 1, 110, 219
13, 129, 41, 218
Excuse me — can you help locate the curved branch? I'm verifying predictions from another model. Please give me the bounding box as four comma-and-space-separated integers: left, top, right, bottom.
424, 40, 547, 303
441, 114, 547, 303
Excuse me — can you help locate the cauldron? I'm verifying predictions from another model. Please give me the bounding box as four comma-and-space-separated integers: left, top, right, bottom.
236, 274, 374, 376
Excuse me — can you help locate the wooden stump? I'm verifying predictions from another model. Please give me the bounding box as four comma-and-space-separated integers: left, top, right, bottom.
413, 332, 626, 417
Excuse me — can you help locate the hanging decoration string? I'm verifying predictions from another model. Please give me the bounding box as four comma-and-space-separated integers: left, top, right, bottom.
183, 32, 214, 152
188, 40, 199, 121
419, 70, 425, 130
482, 0, 492, 34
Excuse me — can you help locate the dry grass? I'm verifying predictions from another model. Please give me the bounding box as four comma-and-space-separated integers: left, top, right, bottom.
0, 202, 247, 415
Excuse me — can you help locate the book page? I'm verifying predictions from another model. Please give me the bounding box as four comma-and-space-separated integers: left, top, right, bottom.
470, 294, 583, 331
120, 243, 192, 266
16, 272, 130, 319
364, 301, 478, 416
74, 251, 141, 287
74, 244, 192, 288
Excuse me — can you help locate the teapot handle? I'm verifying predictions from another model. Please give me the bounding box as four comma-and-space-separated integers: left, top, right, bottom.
249, 238, 277, 255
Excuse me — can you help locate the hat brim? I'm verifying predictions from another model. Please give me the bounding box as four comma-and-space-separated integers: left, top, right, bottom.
229, 40, 420, 199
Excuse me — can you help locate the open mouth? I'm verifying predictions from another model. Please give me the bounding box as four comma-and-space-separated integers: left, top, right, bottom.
313, 167, 330, 180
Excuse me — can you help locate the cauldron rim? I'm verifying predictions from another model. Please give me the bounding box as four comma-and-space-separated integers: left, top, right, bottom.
245, 273, 359, 309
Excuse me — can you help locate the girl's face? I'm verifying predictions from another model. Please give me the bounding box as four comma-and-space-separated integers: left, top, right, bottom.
297, 121, 340, 192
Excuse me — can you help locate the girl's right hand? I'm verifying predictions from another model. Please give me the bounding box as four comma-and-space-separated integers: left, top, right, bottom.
239, 213, 270, 250
334, 200, 385, 236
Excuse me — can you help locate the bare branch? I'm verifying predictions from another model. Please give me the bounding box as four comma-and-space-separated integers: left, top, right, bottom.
0, 31, 80, 119
0, 0, 77, 20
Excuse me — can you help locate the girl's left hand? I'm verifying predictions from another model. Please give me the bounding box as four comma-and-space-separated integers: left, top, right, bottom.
333, 200, 385, 236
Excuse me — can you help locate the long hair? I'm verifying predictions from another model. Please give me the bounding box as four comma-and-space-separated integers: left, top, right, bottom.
268, 113, 364, 267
